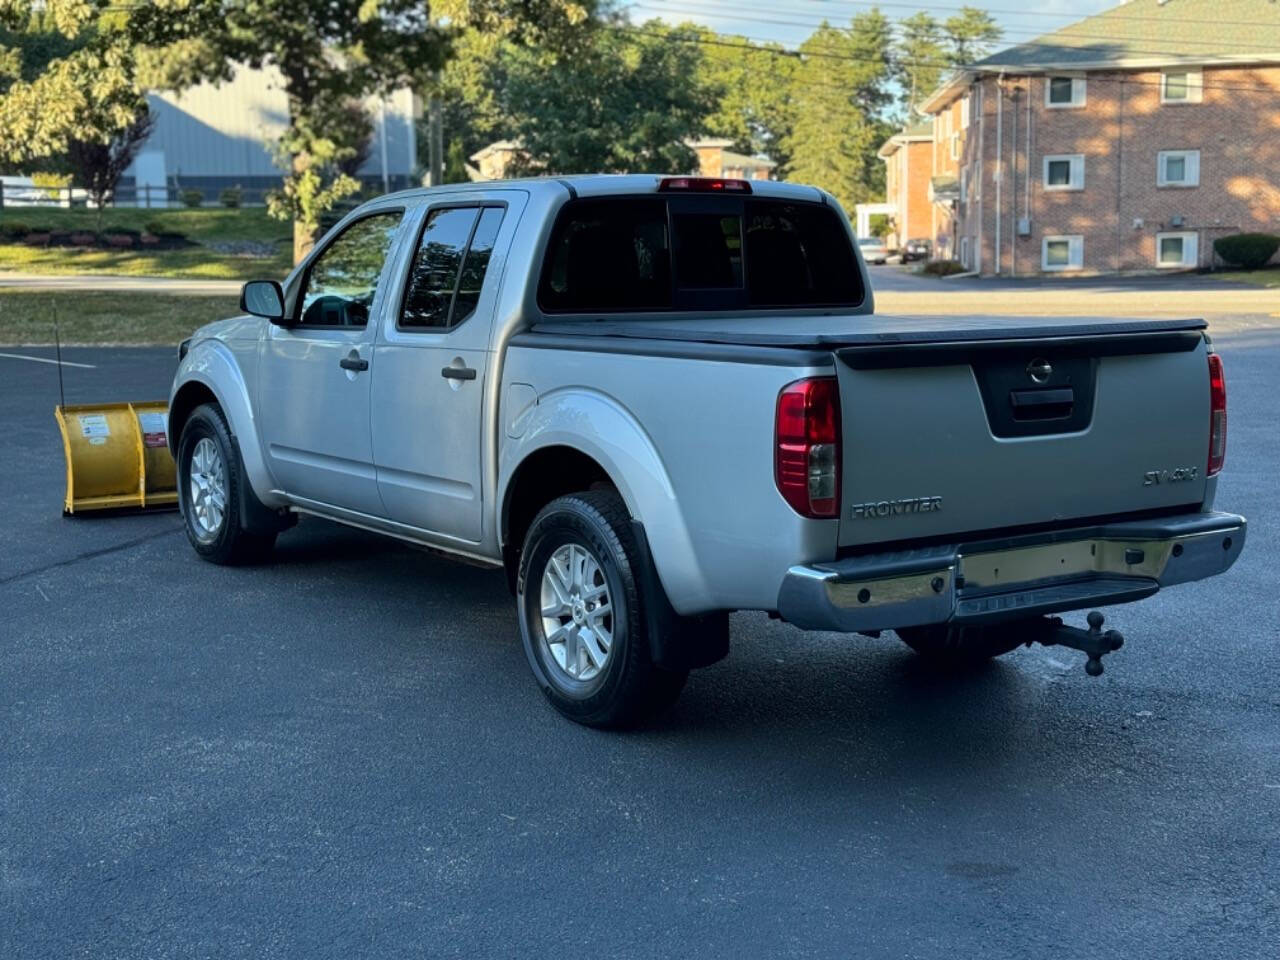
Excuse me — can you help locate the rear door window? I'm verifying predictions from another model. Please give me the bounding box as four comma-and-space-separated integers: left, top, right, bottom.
400, 204, 507, 330
538, 195, 863, 313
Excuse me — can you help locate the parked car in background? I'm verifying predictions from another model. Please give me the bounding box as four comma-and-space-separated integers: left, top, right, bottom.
168, 175, 1244, 728
901, 237, 932, 262
857, 235, 889, 265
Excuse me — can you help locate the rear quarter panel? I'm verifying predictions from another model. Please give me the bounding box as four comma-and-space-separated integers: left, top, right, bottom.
499, 343, 839, 614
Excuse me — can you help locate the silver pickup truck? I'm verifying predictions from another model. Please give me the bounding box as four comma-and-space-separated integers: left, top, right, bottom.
169, 175, 1245, 726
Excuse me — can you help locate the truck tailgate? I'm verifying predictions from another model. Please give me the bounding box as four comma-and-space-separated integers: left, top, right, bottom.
834, 316, 1211, 548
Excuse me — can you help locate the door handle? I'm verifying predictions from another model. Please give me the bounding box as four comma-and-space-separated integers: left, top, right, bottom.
441, 366, 477, 381
340, 355, 369, 372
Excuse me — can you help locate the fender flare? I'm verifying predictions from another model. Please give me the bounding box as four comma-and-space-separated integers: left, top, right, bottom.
169, 339, 284, 510
499, 387, 713, 615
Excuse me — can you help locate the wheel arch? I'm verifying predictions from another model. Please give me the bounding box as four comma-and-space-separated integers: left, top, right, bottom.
497, 388, 713, 614
168, 340, 282, 509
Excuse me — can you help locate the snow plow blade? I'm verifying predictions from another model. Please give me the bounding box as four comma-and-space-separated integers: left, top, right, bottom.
54, 402, 178, 514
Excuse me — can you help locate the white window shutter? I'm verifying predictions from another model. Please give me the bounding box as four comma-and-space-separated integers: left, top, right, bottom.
1072, 155, 1086, 189
1073, 78, 1087, 107
1189, 69, 1204, 103
1070, 236, 1084, 267
1187, 151, 1201, 186
1185, 233, 1199, 266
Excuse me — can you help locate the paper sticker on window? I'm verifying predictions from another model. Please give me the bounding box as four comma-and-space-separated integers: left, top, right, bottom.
78, 414, 110, 439
137, 411, 168, 448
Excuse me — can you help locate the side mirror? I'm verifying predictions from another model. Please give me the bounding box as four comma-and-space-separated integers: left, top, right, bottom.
240, 280, 288, 323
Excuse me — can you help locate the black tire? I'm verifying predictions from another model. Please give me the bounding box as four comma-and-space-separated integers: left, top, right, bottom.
517, 489, 687, 727
896, 622, 1027, 668
177, 402, 276, 565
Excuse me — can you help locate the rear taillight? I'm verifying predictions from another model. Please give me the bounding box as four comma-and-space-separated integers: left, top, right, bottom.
1208, 352, 1227, 476
775, 377, 840, 518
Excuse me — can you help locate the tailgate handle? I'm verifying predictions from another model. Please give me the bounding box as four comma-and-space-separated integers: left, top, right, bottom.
1010, 387, 1074, 420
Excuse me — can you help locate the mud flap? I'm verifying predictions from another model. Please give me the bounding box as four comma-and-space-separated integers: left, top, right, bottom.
630, 520, 729, 671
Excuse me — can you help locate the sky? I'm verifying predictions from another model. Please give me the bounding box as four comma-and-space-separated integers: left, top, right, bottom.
626, 0, 1121, 52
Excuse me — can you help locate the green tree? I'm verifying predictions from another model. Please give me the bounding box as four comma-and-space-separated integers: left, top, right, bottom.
692, 27, 797, 167
781, 13, 895, 213
943, 6, 1002, 65
1, 1, 596, 259
896, 12, 946, 118
501, 22, 712, 175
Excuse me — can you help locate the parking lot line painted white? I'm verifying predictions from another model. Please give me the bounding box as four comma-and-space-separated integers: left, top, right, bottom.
0, 352, 96, 368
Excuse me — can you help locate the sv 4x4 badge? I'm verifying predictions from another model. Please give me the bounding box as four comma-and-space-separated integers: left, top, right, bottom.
1144, 467, 1198, 485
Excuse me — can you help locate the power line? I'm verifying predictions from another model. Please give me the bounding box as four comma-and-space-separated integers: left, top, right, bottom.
653, 0, 1280, 31
618, 23, 1280, 97
632, 0, 1280, 54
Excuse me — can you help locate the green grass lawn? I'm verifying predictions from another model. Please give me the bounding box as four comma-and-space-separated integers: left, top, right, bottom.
0, 207, 292, 280
0, 290, 240, 344
1219, 267, 1280, 288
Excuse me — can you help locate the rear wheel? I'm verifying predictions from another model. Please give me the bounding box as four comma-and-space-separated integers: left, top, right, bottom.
896, 622, 1026, 667
517, 489, 687, 727
178, 403, 276, 565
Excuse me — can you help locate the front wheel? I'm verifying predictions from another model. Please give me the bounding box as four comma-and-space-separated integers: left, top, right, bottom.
517, 490, 687, 727
177, 403, 276, 565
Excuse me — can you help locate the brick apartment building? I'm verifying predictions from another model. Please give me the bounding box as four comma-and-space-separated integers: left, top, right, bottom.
878, 122, 932, 248
890, 0, 1280, 276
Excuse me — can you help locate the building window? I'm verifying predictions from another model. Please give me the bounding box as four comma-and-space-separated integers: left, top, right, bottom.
960, 94, 971, 129
950, 133, 960, 161
1161, 68, 1203, 104
1046, 76, 1086, 108
1156, 231, 1198, 268
960, 167, 969, 203
1158, 150, 1201, 187
1043, 154, 1085, 191
1042, 235, 1083, 271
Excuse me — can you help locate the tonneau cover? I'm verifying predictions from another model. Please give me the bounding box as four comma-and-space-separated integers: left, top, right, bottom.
530, 314, 1207, 349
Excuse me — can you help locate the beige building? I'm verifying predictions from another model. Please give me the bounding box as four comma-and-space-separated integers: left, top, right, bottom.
916, 0, 1280, 276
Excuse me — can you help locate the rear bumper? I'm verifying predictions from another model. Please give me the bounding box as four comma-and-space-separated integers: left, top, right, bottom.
776, 511, 1246, 633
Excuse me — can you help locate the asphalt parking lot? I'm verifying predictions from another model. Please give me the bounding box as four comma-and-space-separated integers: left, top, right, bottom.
3, 316, 1279, 957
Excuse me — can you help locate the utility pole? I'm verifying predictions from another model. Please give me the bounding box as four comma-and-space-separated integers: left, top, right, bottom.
428, 91, 443, 187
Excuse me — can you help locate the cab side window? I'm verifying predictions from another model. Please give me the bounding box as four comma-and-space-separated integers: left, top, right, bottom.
298, 212, 402, 327
401, 205, 506, 330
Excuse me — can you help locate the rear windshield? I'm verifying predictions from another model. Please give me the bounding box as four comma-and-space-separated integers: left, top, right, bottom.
538, 195, 864, 313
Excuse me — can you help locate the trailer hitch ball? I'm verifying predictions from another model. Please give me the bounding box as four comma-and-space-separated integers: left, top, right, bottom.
1037, 611, 1124, 676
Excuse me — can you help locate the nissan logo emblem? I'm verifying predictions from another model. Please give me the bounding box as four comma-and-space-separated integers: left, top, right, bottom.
1027, 358, 1053, 384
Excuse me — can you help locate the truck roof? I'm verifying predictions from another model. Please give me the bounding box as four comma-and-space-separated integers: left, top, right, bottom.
377, 174, 829, 206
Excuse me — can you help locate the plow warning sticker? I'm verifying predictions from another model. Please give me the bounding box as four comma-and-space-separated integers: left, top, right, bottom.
78, 414, 110, 439
137, 412, 168, 449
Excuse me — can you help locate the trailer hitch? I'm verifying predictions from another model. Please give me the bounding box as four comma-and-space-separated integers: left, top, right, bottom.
1031, 611, 1124, 676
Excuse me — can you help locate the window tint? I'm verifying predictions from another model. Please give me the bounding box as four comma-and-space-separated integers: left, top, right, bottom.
1046, 159, 1071, 186
540, 199, 671, 312
743, 200, 861, 307
299, 212, 401, 326
401, 205, 507, 329
673, 213, 742, 288
452, 207, 505, 326
538, 196, 863, 312
401, 207, 478, 329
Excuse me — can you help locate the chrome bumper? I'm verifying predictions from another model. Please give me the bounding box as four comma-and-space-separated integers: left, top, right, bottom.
776, 511, 1246, 633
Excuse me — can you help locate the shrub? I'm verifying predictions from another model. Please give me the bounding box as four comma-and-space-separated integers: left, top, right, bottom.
31, 171, 72, 202
181, 189, 204, 208
920, 259, 967, 276
1, 221, 30, 237
143, 219, 168, 236
219, 186, 242, 209
1213, 233, 1280, 270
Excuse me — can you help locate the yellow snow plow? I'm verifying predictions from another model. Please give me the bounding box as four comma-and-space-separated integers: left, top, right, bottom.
54, 402, 179, 514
